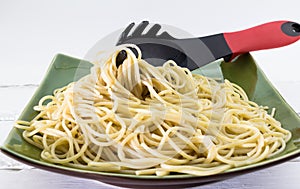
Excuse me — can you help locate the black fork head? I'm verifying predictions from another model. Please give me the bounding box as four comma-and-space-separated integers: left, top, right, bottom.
116, 21, 175, 45
116, 21, 197, 69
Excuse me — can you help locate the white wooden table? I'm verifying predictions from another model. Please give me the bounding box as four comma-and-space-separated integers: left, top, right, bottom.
1, 0, 300, 188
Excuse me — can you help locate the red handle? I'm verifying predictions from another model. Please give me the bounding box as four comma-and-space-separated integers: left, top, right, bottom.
223, 21, 300, 60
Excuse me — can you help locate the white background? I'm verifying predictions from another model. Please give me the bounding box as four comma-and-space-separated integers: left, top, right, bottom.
1, 0, 300, 85
0, 0, 300, 189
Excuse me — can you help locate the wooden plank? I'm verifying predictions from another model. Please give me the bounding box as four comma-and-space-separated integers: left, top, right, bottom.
0, 85, 37, 120
0, 121, 30, 170
0, 161, 300, 189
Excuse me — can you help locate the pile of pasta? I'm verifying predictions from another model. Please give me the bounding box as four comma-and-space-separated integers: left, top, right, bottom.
16, 45, 291, 176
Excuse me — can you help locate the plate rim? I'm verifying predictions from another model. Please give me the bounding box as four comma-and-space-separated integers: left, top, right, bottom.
1, 147, 300, 187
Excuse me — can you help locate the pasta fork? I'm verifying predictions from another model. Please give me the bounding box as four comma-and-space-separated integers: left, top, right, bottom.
116, 21, 300, 70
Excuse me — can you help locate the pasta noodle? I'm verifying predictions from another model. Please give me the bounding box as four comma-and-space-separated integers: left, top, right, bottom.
16, 45, 292, 176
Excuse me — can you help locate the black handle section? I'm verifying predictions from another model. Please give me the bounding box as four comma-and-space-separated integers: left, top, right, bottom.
199, 34, 233, 62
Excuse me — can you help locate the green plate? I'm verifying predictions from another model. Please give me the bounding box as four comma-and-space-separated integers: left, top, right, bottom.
1, 53, 300, 188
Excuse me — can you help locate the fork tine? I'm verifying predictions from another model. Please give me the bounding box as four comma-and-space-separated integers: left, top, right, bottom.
131, 21, 149, 36
144, 24, 162, 37
120, 22, 135, 39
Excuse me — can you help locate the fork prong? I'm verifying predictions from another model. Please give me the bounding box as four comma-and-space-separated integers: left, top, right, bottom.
131, 21, 149, 36
120, 22, 135, 40
144, 24, 162, 37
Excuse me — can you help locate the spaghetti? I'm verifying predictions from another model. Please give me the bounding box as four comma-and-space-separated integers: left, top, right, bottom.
16, 45, 291, 176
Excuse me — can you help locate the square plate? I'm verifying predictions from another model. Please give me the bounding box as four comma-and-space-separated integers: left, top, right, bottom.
1, 53, 300, 188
